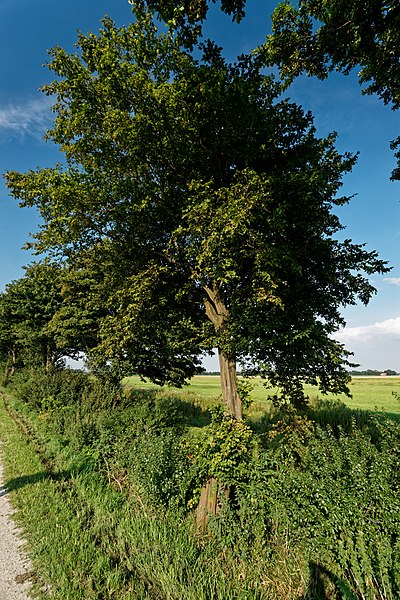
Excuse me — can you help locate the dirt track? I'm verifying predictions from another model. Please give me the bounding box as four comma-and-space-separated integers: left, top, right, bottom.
0, 446, 33, 599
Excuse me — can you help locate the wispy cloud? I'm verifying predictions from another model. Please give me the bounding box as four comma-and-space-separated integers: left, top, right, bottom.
0, 97, 53, 141
384, 277, 400, 286
335, 316, 400, 343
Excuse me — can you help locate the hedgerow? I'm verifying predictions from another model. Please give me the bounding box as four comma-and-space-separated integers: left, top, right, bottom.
5, 369, 400, 598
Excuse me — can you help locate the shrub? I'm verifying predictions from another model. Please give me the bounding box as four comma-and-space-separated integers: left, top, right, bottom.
211, 417, 400, 598
12, 367, 124, 412
12, 368, 90, 412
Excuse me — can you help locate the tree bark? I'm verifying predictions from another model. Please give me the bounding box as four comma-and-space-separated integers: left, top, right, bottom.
10, 349, 16, 378
203, 283, 242, 420
195, 477, 230, 534
218, 349, 242, 420
3, 364, 10, 386
44, 343, 52, 373
3, 349, 16, 386
196, 477, 218, 534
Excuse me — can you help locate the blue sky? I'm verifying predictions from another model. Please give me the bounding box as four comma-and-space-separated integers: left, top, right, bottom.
0, 0, 399, 371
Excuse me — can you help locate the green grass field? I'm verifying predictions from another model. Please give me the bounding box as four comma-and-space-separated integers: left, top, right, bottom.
123, 375, 400, 417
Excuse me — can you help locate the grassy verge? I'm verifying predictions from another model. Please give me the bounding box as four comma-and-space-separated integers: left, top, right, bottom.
0, 390, 279, 599
0, 391, 135, 599
2, 371, 400, 599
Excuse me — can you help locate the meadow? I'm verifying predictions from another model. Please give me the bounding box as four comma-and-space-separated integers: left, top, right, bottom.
124, 374, 400, 417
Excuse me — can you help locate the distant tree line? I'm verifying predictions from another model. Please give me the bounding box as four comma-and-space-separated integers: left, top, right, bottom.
349, 369, 399, 376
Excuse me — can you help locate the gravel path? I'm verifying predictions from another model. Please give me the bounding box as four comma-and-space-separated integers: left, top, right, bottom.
0, 446, 33, 600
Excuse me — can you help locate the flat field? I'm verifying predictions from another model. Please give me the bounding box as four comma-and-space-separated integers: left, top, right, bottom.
123, 375, 400, 416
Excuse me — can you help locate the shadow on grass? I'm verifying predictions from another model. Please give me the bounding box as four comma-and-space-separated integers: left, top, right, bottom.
2, 470, 73, 496
125, 387, 212, 428
300, 562, 357, 600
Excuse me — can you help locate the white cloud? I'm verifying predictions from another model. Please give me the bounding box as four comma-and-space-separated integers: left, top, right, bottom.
384, 277, 400, 286
332, 317, 400, 370
335, 316, 400, 343
0, 97, 53, 141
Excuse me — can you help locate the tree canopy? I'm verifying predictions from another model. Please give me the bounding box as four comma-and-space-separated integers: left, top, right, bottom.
132, 0, 247, 46
5, 5, 389, 415
0, 262, 68, 380
264, 0, 400, 109
142, 0, 400, 178
265, 0, 400, 179
144, 0, 400, 109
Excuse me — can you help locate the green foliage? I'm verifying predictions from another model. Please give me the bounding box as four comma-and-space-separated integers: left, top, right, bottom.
1, 392, 265, 599
305, 397, 380, 437
5, 8, 389, 412
236, 377, 254, 416
0, 261, 69, 377
192, 408, 254, 486
121, 429, 193, 509
265, 0, 400, 109
137, 0, 247, 48
0, 0, 398, 591
12, 368, 121, 413
4, 372, 400, 597
208, 416, 400, 597
264, 0, 400, 181
13, 368, 77, 412
46, 244, 115, 360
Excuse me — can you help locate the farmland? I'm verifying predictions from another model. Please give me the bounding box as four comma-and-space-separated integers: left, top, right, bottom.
124, 374, 400, 417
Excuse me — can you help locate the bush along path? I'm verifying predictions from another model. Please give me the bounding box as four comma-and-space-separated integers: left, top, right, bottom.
0, 385, 270, 600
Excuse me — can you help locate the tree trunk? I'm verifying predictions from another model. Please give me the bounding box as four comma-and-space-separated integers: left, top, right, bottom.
44, 343, 52, 373
11, 349, 16, 377
3, 364, 10, 386
203, 283, 243, 420
196, 477, 218, 534
218, 349, 242, 420
196, 284, 242, 533
3, 349, 16, 386
195, 477, 230, 534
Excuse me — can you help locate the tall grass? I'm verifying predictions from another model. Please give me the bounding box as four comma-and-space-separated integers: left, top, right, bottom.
1, 370, 400, 598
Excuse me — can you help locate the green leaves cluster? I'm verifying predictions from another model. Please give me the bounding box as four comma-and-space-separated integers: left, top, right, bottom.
191, 406, 254, 486
134, 0, 247, 47
135, 0, 400, 179
0, 262, 67, 379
